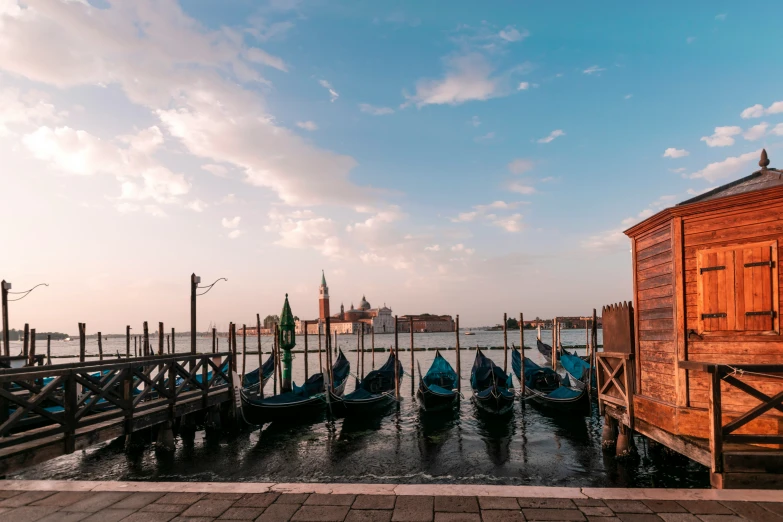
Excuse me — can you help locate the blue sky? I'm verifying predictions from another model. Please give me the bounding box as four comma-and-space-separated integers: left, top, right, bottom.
2, 0, 782, 332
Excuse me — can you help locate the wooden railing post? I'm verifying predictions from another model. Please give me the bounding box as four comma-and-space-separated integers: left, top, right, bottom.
123, 366, 133, 437
708, 367, 723, 473
63, 372, 77, 454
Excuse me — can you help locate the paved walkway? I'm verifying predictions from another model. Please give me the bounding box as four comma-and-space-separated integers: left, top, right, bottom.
0, 481, 782, 522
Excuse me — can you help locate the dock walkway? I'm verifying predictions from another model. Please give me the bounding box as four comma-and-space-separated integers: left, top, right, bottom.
0, 481, 782, 522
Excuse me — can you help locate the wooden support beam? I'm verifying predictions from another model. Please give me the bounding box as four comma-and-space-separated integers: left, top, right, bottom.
708, 369, 723, 473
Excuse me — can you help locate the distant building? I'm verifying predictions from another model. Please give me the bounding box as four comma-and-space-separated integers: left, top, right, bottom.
396, 314, 455, 333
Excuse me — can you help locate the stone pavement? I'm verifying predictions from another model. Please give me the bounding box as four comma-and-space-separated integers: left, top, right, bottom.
0, 481, 782, 522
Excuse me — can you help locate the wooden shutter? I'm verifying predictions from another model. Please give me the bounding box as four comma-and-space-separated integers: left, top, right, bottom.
698, 250, 734, 332
740, 244, 775, 331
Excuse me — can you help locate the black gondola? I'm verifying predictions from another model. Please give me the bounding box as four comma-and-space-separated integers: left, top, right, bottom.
240, 350, 350, 425
536, 338, 555, 362
417, 350, 459, 412
470, 349, 514, 415
241, 352, 276, 391
511, 348, 588, 412
329, 351, 402, 416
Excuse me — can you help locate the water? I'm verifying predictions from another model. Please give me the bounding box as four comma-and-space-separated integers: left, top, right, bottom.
8, 330, 709, 487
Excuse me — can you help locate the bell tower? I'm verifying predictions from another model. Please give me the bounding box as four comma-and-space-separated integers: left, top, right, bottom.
319, 271, 330, 322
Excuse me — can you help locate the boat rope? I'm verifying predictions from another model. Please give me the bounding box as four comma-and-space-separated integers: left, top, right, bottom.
724, 365, 783, 382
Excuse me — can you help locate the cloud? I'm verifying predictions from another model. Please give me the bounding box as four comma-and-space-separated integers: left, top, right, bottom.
508, 158, 534, 174
508, 182, 536, 194
228, 229, 242, 239
772, 123, 783, 136
689, 150, 760, 182
715, 13, 726, 20
583, 194, 678, 251
663, 148, 689, 158
583, 65, 605, 75
686, 36, 696, 44
700, 126, 741, 147
517, 81, 529, 90
451, 200, 526, 232
474, 131, 495, 142
669, 167, 687, 174
743, 122, 768, 141
186, 199, 207, 212
424, 244, 440, 252
624, 94, 633, 100
537, 129, 565, 143
222, 216, 241, 228
296, 121, 318, 131
318, 79, 339, 102
497, 26, 529, 42
451, 243, 475, 254
403, 53, 502, 108
491, 213, 523, 232
741, 101, 783, 119
358, 103, 394, 116
244, 47, 287, 72
0, 87, 63, 136
469, 116, 481, 127
202, 164, 229, 177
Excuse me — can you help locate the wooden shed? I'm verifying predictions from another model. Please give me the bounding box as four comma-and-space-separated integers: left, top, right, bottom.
599, 149, 783, 488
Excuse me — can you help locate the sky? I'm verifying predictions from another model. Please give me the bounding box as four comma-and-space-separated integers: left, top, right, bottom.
2, 0, 783, 333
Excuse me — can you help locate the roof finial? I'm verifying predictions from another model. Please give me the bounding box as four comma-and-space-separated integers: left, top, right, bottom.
760, 148, 770, 169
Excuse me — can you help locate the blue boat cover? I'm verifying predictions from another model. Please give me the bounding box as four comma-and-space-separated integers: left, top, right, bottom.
422, 351, 458, 392
353, 351, 402, 396
427, 384, 453, 395
547, 385, 583, 400
242, 352, 276, 388
471, 350, 513, 391
511, 349, 560, 392
560, 352, 590, 381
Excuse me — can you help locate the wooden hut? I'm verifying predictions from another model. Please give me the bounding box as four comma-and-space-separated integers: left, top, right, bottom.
599, 149, 783, 488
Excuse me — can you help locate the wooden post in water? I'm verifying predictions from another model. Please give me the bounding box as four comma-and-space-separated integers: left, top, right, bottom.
589, 308, 598, 392
28, 329, 36, 366
158, 322, 164, 356
257, 314, 264, 399
317, 321, 323, 373
325, 315, 333, 391
355, 327, 360, 387
304, 321, 309, 381
520, 313, 524, 349
360, 325, 365, 379
79, 323, 86, 362
410, 316, 414, 396
551, 318, 557, 370
455, 315, 461, 394
166, 335, 170, 354
212, 328, 216, 353
97, 332, 103, 361
371, 326, 375, 370
242, 324, 247, 386
503, 313, 508, 373
171, 328, 175, 354
1, 281, 8, 357
273, 323, 279, 395
126, 326, 131, 358
334, 329, 338, 356
134, 336, 137, 357
585, 319, 589, 356
394, 316, 399, 399
46, 334, 51, 365
143, 322, 149, 356
23, 323, 29, 358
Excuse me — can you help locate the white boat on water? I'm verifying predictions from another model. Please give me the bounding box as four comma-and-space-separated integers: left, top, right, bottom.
464, 331, 475, 336
63, 337, 71, 342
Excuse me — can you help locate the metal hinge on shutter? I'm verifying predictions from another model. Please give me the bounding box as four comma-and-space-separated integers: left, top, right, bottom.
745, 311, 775, 317
700, 266, 726, 274
744, 261, 775, 268
701, 313, 727, 319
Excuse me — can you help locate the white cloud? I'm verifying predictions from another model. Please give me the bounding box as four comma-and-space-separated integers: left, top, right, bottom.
228, 229, 242, 239
0, 87, 62, 136
669, 167, 687, 174
582, 228, 627, 251
23, 126, 115, 176
474, 131, 494, 142
743, 122, 768, 141
451, 201, 526, 233
537, 129, 565, 143
624, 94, 632, 100
453, 211, 478, 222
508, 182, 536, 194
319, 79, 339, 103
470, 116, 481, 127
663, 148, 689, 158
451, 244, 475, 254
296, 121, 318, 131
517, 81, 529, 90
508, 158, 534, 174
583, 65, 605, 75
244, 47, 287, 72
186, 199, 207, 212
222, 216, 241, 228
700, 126, 742, 147
686, 36, 696, 44
202, 164, 229, 177
491, 213, 523, 232
689, 150, 760, 182
118, 125, 163, 154
404, 53, 501, 108
772, 123, 783, 136
425, 245, 440, 252
498, 26, 529, 42
358, 103, 394, 116
741, 101, 783, 119
715, 13, 726, 20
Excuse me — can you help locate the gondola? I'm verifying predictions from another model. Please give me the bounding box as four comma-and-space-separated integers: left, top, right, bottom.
240, 351, 276, 391
536, 338, 554, 362
511, 348, 588, 412
328, 351, 402, 416
417, 350, 459, 412
559, 350, 595, 391
470, 349, 514, 415
240, 350, 350, 425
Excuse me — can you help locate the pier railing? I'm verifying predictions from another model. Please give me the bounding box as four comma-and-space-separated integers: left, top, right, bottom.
596, 352, 635, 428
0, 352, 233, 474
680, 361, 783, 474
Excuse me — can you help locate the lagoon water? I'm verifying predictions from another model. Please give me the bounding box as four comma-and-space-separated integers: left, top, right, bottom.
9, 329, 709, 487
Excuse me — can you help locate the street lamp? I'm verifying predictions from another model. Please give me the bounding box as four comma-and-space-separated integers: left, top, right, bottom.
190, 274, 227, 354
1, 281, 48, 357
279, 294, 296, 393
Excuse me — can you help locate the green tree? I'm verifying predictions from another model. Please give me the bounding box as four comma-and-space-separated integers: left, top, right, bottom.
263, 315, 280, 329
506, 317, 519, 329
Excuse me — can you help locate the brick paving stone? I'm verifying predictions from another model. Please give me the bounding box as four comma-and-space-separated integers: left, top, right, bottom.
693, 517, 743, 522
642, 502, 686, 514
0, 491, 55, 508
658, 515, 700, 522
306, 494, 356, 506
434, 497, 478, 513
722, 501, 783, 521
181, 499, 234, 518
392, 496, 433, 522
586, 518, 620, 522
616, 515, 662, 522
61, 492, 130, 512
574, 500, 606, 508
604, 502, 652, 514
345, 510, 393, 522
142, 503, 188, 513
219, 506, 266, 519
481, 509, 525, 522
353, 496, 396, 510
36, 512, 90, 522
291, 505, 351, 521
276, 494, 311, 504
30, 491, 90, 507
677, 503, 732, 516
170, 517, 216, 522
112, 492, 166, 509
581, 507, 615, 517
0, 506, 60, 522
433, 514, 480, 522
764, 504, 783, 517
156, 493, 206, 505
522, 508, 585, 521
520, 499, 577, 510
119, 513, 178, 522
256, 503, 302, 522
205, 493, 245, 501
82, 508, 137, 522
478, 497, 520, 510
234, 493, 280, 508
0, 492, 20, 499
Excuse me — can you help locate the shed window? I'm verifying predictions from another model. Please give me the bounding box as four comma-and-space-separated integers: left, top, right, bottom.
697, 240, 779, 334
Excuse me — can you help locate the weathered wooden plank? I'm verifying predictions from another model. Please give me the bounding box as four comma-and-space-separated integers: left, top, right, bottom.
638, 308, 673, 321
638, 261, 674, 282
637, 240, 672, 262
689, 341, 783, 353
637, 296, 673, 311
636, 225, 672, 251
639, 318, 674, 331
684, 204, 783, 236
687, 221, 783, 247
639, 329, 674, 341
638, 250, 674, 272
640, 375, 676, 403
638, 273, 674, 291
638, 285, 674, 301
638, 350, 675, 364
633, 395, 677, 434
639, 339, 675, 351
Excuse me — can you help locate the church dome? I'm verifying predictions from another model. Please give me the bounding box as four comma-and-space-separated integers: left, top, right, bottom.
359, 295, 371, 311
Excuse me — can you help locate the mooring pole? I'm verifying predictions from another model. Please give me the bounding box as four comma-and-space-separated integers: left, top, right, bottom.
551, 318, 557, 370
409, 316, 414, 396
304, 321, 309, 381
242, 324, 247, 386
158, 322, 164, 356
371, 326, 375, 370
355, 327, 360, 388
325, 315, 333, 391
171, 328, 175, 354
334, 329, 338, 356
143, 321, 149, 357
126, 326, 131, 358
317, 321, 323, 374
272, 323, 278, 395
190, 273, 198, 355
503, 312, 508, 374
98, 331, 103, 361
212, 328, 216, 353
28, 329, 36, 366
23, 323, 29, 358
589, 308, 598, 392
257, 314, 264, 399
134, 336, 137, 357
520, 313, 524, 350
79, 323, 86, 362
455, 314, 461, 394
46, 334, 51, 365
394, 315, 399, 399
360, 325, 365, 380
1, 281, 9, 357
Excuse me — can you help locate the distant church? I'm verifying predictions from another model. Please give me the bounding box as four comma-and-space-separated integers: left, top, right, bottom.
299, 272, 395, 334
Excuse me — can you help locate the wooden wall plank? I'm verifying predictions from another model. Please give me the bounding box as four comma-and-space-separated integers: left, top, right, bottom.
638, 273, 674, 291
638, 250, 674, 272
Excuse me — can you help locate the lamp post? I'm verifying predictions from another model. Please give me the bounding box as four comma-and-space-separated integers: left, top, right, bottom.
1, 281, 48, 357
279, 294, 296, 393
191, 274, 227, 354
